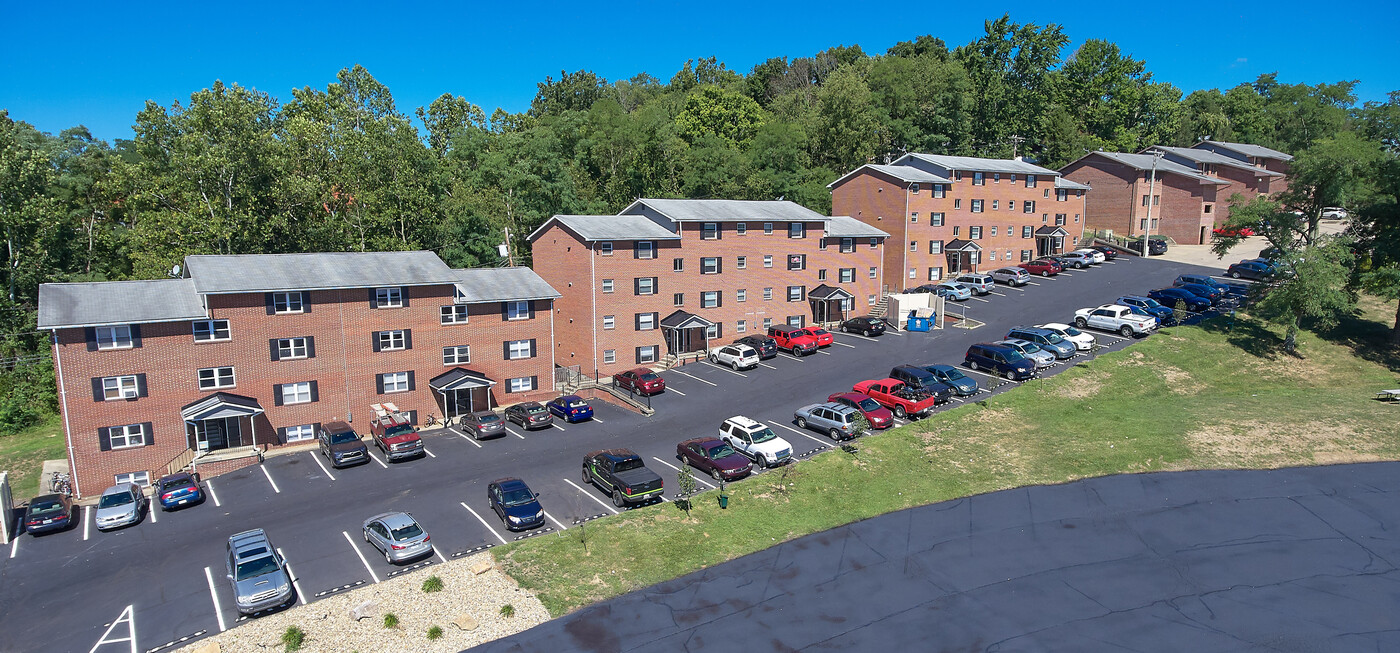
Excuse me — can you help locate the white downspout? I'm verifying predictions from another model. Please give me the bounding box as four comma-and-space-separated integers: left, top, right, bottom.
590, 242, 598, 378
52, 330, 79, 497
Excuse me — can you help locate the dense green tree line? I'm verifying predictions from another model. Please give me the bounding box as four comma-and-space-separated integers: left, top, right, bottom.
1, 16, 1397, 433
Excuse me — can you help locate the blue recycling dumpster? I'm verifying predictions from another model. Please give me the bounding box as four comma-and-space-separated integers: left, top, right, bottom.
906, 310, 933, 332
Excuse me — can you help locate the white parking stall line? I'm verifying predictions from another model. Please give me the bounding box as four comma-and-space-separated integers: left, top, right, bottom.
260, 464, 281, 494
1060, 272, 1076, 276
367, 450, 389, 468
505, 427, 526, 440
833, 341, 857, 349
433, 545, 448, 564
310, 451, 337, 481
277, 547, 309, 604
970, 297, 991, 303
205, 481, 221, 507
1094, 332, 1129, 343
543, 510, 570, 531
703, 361, 748, 378
959, 367, 1007, 381
203, 567, 228, 632
84, 506, 91, 540
949, 396, 966, 403
667, 387, 687, 396
1003, 285, 1026, 292
837, 332, 880, 342
778, 353, 806, 362
1026, 282, 1042, 286
670, 368, 719, 387
551, 423, 567, 431
88, 604, 136, 653
563, 478, 620, 515
651, 457, 716, 490
590, 416, 604, 423
149, 504, 157, 523
9, 534, 17, 559
340, 532, 381, 584
759, 362, 779, 369
766, 420, 836, 448
459, 502, 509, 545
817, 350, 833, 356
988, 292, 1008, 297
424, 448, 437, 458
453, 427, 484, 448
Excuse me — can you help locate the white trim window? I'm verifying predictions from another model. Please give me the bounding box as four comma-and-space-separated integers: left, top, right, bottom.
443, 345, 471, 365
505, 301, 530, 320
737, 256, 747, 269
114, 471, 150, 487
636, 241, 656, 259
193, 320, 230, 342
788, 223, 805, 239
737, 320, 747, 333
636, 277, 655, 295
702, 222, 719, 240
378, 330, 407, 351
971, 200, 984, 213
706, 324, 719, 338
701, 257, 720, 274
506, 339, 534, 360
787, 286, 804, 302
381, 372, 410, 393
840, 238, 854, 253
603, 349, 616, 364
763, 222, 774, 235
869, 267, 877, 279
375, 287, 403, 308
763, 255, 773, 268
930, 240, 943, 254
736, 289, 747, 302
285, 424, 316, 443
736, 222, 747, 235
603, 315, 615, 330
282, 382, 312, 405
507, 376, 536, 393
278, 337, 308, 360
638, 346, 659, 364
109, 424, 146, 449
599, 241, 614, 255
273, 292, 305, 314
441, 305, 470, 324
96, 326, 133, 350
701, 291, 720, 308
638, 313, 657, 331
839, 268, 855, 283
197, 366, 236, 390
763, 287, 774, 301
602, 279, 614, 293
102, 375, 139, 401
868, 294, 877, 306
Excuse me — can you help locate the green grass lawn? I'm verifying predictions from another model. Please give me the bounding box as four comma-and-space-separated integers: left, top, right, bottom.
0, 417, 67, 502
495, 299, 1400, 617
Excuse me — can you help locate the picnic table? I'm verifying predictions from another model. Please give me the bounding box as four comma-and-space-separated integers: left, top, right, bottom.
1376, 389, 1400, 402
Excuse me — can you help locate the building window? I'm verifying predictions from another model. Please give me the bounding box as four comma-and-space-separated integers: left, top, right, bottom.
787, 254, 806, 271
910, 183, 921, 194
701, 291, 720, 308
96, 325, 133, 350
990, 226, 998, 237
819, 237, 828, 250
928, 267, 942, 281
839, 268, 855, 283
788, 223, 805, 239
870, 238, 879, 248
737, 289, 747, 302
1024, 201, 1036, 214
910, 212, 919, 223
736, 222, 747, 235
933, 185, 946, 198
926, 213, 943, 228
285, 424, 316, 443
970, 200, 984, 213
869, 267, 878, 279
506, 339, 535, 360
505, 301, 530, 320
909, 267, 916, 279
763, 255, 773, 268
1007, 201, 1015, 212
817, 269, 827, 281
705, 324, 720, 339
991, 200, 999, 210
954, 199, 962, 210
637, 313, 657, 330
1205, 204, 1214, 214
701, 257, 720, 274
786, 315, 804, 328
507, 376, 536, 393
1026, 174, 1037, 188
102, 375, 139, 401
989, 251, 998, 261
673, 293, 685, 306
993, 173, 1001, 184
281, 382, 312, 405
603, 349, 616, 364
1055, 214, 1066, 226
868, 294, 877, 306
764, 222, 774, 235
952, 226, 961, 236
277, 337, 309, 360
114, 471, 150, 487
1022, 225, 1033, 238
840, 238, 854, 253
197, 366, 235, 391
763, 317, 773, 328
909, 241, 918, 252
787, 286, 804, 302
930, 240, 943, 254
602, 279, 614, 293
736, 320, 747, 333
441, 305, 469, 324
377, 330, 407, 351
702, 222, 719, 240
636, 241, 655, 259
1057, 189, 1069, 201
973, 172, 984, 186
1076, 214, 1081, 223
1022, 250, 1033, 262
673, 257, 684, 272
381, 372, 410, 393
737, 256, 747, 269
636, 277, 656, 295
599, 241, 613, 256
193, 320, 230, 342
969, 226, 982, 240
443, 345, 471, 365
272, 292, 304, 314
374, 287, 403, 308
108, 424, 146, 450
637, 346, 659, 364
763, 287, 773, 301
603, 315, 615, 330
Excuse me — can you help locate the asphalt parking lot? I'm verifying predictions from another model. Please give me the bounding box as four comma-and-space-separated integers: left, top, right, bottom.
0, 254, 1230, 653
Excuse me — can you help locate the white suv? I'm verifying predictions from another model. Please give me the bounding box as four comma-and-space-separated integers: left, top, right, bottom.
719, 416, 792, 468
709, 344, 760, 371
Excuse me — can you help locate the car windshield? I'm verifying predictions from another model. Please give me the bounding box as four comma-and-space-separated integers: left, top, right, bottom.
751, 428, 777, 444
383, 424, 414, 437
567, 400, 588, 408
235, 555, 280, 581
525, 406, 546, 414
1021, 342, 1043, 354
707, 444, 738, 459
811, 329, 828, 336
477, 413, 501, 423
857, 398, 881, 411
640, 373, 659, 381
1004, 350, 1026, 362
1140, 298, 1162, 308
1044, 333, 1064, 344
501, 488, 536, 506
1126, 305, 1152, 317
159, 478, 190, 491
329, 431, 359, 445
1063, 326, 1084, 336
30, 499, 64, 513
98, 492, 133, 508
390, 522, 424, 541
614, 457, 643, 472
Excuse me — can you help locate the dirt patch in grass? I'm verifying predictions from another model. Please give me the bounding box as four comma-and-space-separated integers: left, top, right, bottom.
1055, 376, 1102, 399
1158, 365, 1196, 394
1182, 419, 1387, 467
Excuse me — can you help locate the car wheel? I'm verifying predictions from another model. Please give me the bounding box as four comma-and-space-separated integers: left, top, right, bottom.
1074, 262, 1083, 269
1074, 317, 1088, 328
711, 468, 723, 482
1041, 270, 1050, 277
1005, 369, 1018, 380
581, 466, 591, 485
829, 428, 842, 440
863, 329, 872, 337
796, 417, 807, 429
612, 489, 625, 507
363, 529, 370, 543
731, 360, 739, 371
1120, 325, 1133, 337
893, 405, 906, 419
968, 360, 980, 371
1231, 271, 1241, 279
385, 549, 393, 564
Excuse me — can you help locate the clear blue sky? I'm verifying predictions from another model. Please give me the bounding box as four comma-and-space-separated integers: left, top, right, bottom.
4, 0, 1396, 142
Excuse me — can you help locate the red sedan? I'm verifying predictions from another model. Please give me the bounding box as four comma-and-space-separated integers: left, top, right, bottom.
797, 326, 835, 347
1213, 227, 1255, 237
613, 368, 665, 395
825, 392, 894, 429
1019, 259, 1061, 276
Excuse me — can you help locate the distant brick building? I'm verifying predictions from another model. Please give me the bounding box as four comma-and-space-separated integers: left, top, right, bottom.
1059, 151, 1231, 246
1191, 140, 1293, 195
829, 154, 1089, 287
1144, 145, 1289, 215
38, 252, 559, 497
528, 199, 888, 377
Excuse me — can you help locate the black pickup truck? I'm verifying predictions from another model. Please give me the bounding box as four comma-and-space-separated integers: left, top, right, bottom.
582, 449, 664, 507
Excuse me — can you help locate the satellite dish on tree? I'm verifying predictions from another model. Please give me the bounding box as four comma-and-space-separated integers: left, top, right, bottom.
169, 264, 181, 278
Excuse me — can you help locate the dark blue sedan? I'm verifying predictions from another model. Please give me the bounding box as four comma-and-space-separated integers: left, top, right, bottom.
488, 477, 546, 531
1147, 288, 1210, 313
155, 472, 204, 511
1116, 295, 1176, 324
1227, 260, 1275, 281
546, 394, 594, 423
1175, 282, 1222, 305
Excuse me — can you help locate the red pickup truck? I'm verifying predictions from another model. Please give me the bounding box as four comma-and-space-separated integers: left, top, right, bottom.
369, 403, 424, 461
852, 379, 940, 419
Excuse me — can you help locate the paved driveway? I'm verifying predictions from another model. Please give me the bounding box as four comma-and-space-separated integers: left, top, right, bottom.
472, 462, 1400, 652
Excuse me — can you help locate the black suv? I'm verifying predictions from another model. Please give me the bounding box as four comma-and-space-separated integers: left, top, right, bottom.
1127, 238, 1168, 255
733, 335, 778, 359
319, 421, 369, 468
888, 365, 955, 403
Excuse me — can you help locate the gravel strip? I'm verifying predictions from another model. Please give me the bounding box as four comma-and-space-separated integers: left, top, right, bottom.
176, 552, 547, 653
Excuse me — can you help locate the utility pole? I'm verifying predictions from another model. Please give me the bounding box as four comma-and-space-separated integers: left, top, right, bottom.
1009, 135, 1024, 159
502, 227, 514, 267
1141, 151, 1163, 258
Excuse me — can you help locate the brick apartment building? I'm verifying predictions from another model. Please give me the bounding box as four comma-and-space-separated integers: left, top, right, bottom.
828, 154, 1090, 288
37, 251, 559, 497
1191, 140, 1292, 193
1143, 145, 1288, 209
528, 199, 888, 377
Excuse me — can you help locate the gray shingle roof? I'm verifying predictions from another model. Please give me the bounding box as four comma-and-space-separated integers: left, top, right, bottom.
897, 153, 1060, 176
1086, 152, 1231, 185
824, 216, 890, 239
452, 267, 561, 303
184, 251, 461, 294
1199, 140, 1293, 162
624, 198, 829, 223
1146, 146, 1285, 176
1054, 177, 1091, 190
38, 278, 206, 329
527, 215, 680, 243
826, 164, 951, 188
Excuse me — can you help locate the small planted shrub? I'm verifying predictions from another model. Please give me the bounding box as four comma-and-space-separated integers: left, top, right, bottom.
500, 604, 516, 618
422, 575, 444, 593
383, 613, 399, 629
427, 625, 444, 640
281, 626, 306, 652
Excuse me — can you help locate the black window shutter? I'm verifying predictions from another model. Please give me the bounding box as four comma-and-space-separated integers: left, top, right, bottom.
406, 410, 417, 426
633, 242, 640, 259
501, 302, 510, 320
368, 288, 379, 309
85, 328, 99, 351
503, 341, 511, 359
400, 287, 410, 308
135, 374, 148, 398
265, 293, 277, 315
407, 371, 416, 391
717, 292, 723, 308
376, 374, 385, 394
269, 339, 281, 362
372, 332, 382, 352
306, 336, 315, 358
141, 422, 154, 447
313, 422, 321, 436
130, 325, 142, 348
633, 278, 640, 295
717, 258, 723, 274
653, 277, 659, 295
301, 291, 312, 314
309, 380, 319, 402
403, 330, 413, 350
528, 301, 536, 319
98, 427, 111, 452
273, 384, 284, 406
529, 375, 538, 391
635, 346, 644, 363
528, 338, 537, 357
277, 426, 287, 443
92, 378, 105, 402
634, 314, 641, 330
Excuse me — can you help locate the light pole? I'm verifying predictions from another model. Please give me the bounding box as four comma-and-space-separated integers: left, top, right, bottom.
1141, 151, 1162, 258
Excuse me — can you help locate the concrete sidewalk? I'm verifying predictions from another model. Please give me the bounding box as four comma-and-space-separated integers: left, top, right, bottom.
1141, 219, 1348, 271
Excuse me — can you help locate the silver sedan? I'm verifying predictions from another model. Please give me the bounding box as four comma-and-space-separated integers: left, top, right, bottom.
362, 512, 433, 564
